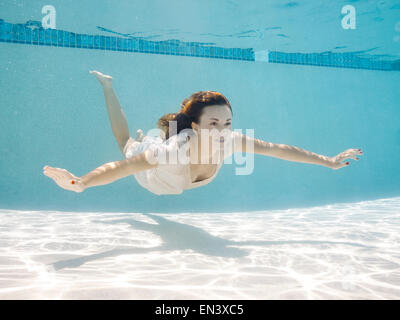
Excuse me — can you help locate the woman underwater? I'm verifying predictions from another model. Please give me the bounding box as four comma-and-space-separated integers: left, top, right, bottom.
43, 70, 363, 194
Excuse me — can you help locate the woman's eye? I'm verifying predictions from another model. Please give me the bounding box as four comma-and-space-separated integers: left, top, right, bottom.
210, 122, 217, 126
225, 122, 231, 126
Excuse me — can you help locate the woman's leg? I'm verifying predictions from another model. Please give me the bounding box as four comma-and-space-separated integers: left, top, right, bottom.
90, 70, 132, 155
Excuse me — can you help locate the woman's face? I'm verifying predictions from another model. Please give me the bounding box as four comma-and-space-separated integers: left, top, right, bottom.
191, 104, 233, 150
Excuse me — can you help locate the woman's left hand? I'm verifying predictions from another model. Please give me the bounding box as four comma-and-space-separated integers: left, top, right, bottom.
328, 148, 363, 170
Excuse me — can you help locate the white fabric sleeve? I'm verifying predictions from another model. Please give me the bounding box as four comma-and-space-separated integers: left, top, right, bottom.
145, 131, 193, 165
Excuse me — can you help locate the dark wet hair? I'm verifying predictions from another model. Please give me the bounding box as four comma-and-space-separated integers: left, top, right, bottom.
157, 91, 232, 139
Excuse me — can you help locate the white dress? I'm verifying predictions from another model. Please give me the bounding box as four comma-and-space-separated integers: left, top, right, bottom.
124, 130, 228, 195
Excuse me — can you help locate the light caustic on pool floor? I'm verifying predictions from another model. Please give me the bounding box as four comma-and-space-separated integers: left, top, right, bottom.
0, 197, 399, 299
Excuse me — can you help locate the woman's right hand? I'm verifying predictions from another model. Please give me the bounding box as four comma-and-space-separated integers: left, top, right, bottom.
328, 148, 363, 170
43, 166, 85, 192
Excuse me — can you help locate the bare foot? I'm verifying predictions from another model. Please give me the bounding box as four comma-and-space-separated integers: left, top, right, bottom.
90, 70, 113, 88
43, 165, 85, 193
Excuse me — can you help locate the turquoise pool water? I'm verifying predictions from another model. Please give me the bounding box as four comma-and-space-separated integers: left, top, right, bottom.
0, 0, 399, 299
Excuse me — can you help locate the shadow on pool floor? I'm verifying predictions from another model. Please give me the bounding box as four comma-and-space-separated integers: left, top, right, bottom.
51, 213, 372, 271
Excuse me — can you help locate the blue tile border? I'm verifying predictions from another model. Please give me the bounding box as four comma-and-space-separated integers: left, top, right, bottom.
0, 19, 398, 71
267, 51, 395, 71
0, 19, 254, 62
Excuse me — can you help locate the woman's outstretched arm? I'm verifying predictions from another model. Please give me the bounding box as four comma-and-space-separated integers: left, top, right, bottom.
234, 132, 363, 169
43, 150, 157, 192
